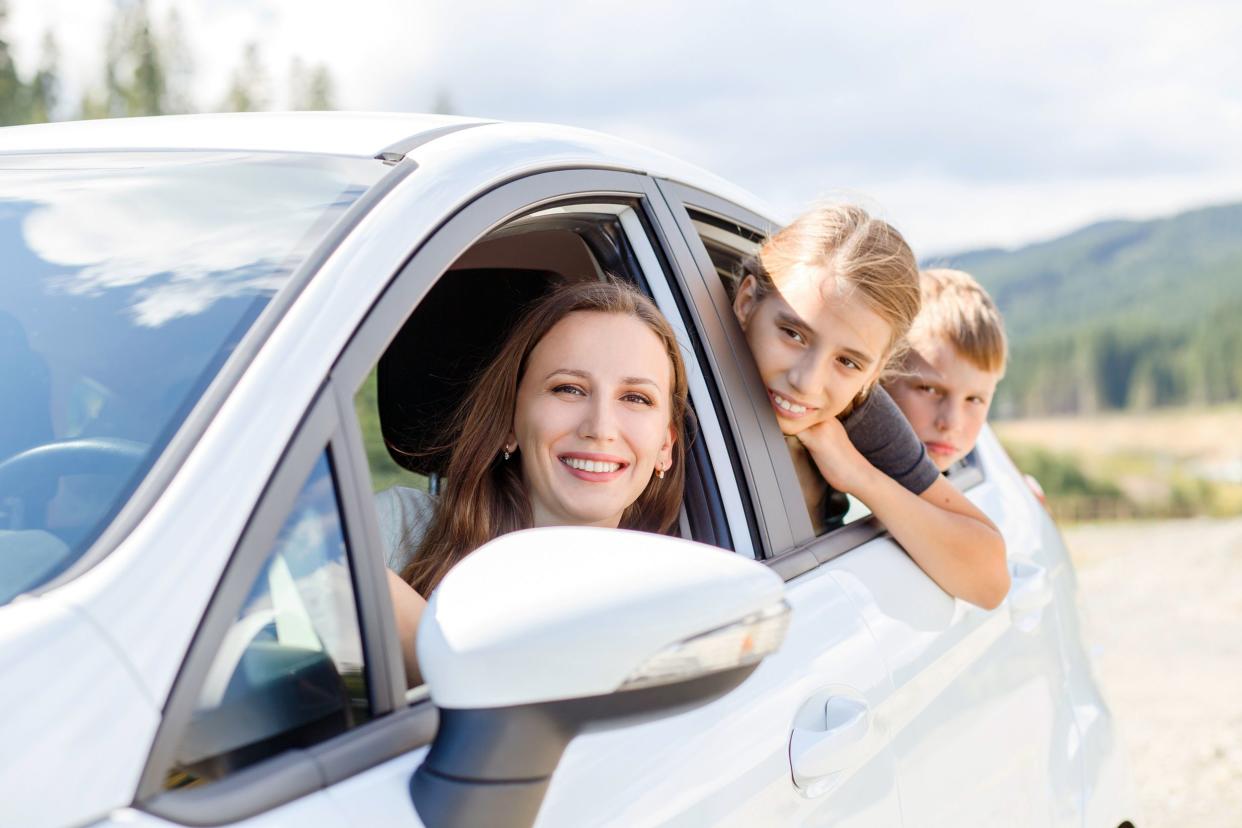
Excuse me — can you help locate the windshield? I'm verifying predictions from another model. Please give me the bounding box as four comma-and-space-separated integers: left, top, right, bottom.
0, 151, 386, 605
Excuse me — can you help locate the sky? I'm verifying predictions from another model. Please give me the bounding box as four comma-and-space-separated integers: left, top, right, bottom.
7, 0, 1242, 256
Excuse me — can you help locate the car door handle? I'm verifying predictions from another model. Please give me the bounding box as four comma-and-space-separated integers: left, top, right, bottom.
1008, 559, 1053, 617
790, 696, 872, 790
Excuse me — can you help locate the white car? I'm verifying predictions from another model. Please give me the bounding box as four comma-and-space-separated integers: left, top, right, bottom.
0, 113, 1137, 828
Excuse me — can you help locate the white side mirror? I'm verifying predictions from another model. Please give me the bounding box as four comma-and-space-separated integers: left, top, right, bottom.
411, 527, 789, 828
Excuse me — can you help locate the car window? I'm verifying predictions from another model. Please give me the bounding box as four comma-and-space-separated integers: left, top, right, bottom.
0, 151, 386, 606
162, 450, 370, 790
686, 210, 874, 535
350, 197, 742, 631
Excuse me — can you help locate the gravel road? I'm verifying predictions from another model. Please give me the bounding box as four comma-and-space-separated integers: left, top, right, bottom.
1062, 518, 1242, 827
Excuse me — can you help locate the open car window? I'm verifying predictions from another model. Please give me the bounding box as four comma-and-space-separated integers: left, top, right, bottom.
322, 175, 762, 707
686, 209, 877, 536
352, 198, 742, 581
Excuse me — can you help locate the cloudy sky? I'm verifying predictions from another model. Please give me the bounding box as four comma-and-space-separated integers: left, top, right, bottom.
7, 0, 1242, 256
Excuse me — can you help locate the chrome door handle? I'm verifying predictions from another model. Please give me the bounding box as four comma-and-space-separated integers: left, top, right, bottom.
1008, 559, 1053, 617
789, 696, 872, 795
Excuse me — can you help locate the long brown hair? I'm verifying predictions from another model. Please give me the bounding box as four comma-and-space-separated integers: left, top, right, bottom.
401, 280, 690, 596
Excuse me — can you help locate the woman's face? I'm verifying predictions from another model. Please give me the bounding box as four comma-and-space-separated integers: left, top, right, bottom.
511, 311, 676, 529
733, 267, 892, 436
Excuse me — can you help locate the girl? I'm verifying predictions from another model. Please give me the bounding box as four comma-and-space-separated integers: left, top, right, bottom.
381, 279, 689, 684
731, 205, 1009, 609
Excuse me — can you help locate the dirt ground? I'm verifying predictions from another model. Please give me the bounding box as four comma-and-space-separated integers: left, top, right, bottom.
1062, 517, 1242, 827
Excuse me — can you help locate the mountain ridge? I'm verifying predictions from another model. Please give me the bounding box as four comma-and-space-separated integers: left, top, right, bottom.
926, 201, 1242, 415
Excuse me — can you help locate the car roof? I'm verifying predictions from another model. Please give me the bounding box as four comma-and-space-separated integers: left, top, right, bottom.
0, 111, 781, 223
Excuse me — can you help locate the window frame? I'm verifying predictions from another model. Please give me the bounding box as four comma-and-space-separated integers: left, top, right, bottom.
332, 168, 764, 558
136, 384, 425, 824
655, 180, 938, 579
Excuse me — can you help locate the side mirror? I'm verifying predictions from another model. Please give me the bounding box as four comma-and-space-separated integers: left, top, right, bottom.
410, 527, 789, 828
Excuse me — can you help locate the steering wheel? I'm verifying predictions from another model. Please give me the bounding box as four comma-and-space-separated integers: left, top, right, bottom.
0, 438, 148, 529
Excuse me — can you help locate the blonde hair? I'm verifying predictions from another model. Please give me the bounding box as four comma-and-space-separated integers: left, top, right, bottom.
743, 204, 921, 377
907, 268, 1008, 374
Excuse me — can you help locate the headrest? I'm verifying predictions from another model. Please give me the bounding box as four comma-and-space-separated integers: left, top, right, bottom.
378, 268, 559, 475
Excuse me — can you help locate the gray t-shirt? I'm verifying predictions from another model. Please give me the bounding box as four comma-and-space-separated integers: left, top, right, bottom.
374, 486, 437, 574
842, 386, 940, 495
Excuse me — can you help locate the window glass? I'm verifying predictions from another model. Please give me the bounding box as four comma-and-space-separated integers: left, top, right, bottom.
164, 451, 369, 789
688, 211, 872, 535
0, 152, 386, 606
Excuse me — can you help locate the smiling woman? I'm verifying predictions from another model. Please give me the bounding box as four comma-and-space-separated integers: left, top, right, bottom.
375, 280, 690, 686
389, 281, 688, 595
512, 311, 678, 530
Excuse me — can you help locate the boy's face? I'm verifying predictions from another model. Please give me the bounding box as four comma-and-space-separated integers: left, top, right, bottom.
886, 338, 1003, 471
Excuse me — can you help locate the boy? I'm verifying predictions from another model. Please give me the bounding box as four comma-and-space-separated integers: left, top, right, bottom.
884, 268, 1007, 472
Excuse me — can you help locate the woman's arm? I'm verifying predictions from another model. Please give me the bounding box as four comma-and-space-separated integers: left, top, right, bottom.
797, 417, 1010, 609
386, 568, 427, 687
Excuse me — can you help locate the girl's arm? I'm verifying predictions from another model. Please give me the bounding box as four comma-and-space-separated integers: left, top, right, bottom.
386, 568, 427, 687
797, 417, 1010, 609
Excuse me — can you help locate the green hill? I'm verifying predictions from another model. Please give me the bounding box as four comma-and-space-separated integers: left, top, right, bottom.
933, 203, 1242, 416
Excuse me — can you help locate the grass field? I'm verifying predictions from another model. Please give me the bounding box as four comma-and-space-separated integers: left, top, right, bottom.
994, 404, 1242, 521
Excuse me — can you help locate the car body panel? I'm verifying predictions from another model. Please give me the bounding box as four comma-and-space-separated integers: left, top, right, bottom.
0, 595, 159, 828
0, 114, 1137, 828
820, 431, 1080, 827
530, 562, 904, 826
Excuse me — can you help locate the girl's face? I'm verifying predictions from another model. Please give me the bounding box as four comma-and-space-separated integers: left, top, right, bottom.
733, 267, 892, 435
511, 311, 676, 529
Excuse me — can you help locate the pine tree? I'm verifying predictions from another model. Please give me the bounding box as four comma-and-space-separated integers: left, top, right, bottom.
289, 57, 335, 110
27, 30, 59, 123
305, 64, 334, 110
221, 42, 269, 112
161, 7, 193, 114
86, 0, 169, 118
0, 0, 28, 126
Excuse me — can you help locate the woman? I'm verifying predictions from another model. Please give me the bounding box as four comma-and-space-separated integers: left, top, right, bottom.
730, 204, 1009, 609
383, 279, 689, 685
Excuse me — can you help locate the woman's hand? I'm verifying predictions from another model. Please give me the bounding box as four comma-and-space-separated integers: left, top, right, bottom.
795, 416, 873, 494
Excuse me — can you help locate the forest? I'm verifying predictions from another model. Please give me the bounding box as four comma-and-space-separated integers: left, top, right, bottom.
940, 202, 1242, 417
0, 0, 335, 125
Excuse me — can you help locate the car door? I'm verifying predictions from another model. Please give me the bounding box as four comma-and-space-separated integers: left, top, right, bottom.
657, 180, 1082, 828
308, 167, 907, 827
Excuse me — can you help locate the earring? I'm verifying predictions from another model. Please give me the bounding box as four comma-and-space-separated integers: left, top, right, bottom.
502, 446, 512, 461
656, 463, 665, 480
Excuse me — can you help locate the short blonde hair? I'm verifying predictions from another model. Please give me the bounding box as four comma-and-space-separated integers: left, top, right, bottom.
907, 268, 1007, 374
